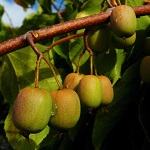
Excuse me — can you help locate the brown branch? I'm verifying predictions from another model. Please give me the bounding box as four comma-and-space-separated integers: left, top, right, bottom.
0, 5, 150, 56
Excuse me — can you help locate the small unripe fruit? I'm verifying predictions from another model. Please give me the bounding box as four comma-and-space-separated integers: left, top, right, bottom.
140, 56, 150, 84
110, 5, 137, 37
63, 73, 85, 91
87, 25, 112, 53
112, 32, 136, 49
77, 75, 103, 108
12, 87, 53, 135
98, 75, 114, 105
49, 88, 81, 131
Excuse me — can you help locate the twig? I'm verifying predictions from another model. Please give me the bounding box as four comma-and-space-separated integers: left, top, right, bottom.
76, 49, 86, 73
0, 5, 150, 56
25, 32, 63, 89
84, 29, 94, 75
44, 32, 84, 53
4, 8, 14, 28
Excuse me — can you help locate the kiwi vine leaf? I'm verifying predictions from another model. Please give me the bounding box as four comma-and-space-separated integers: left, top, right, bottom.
0, 0, 150, 150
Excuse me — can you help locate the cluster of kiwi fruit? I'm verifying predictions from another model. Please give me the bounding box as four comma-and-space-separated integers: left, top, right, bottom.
12, 85, 81, 137
12, 73, 114, 137
12, 73, 113, 137
87, 5, 137, 52
63, 73, 114, 108
12, 4, 137, 137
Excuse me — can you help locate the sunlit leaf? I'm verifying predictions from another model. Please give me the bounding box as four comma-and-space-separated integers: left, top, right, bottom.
53, 35, 72, 67
81, 0, 103, 15
8, 44, 62, 91
94, 48, 126, 85
125, 0, 144, 6
69, 37, 89, 73
37, 0, 53, 13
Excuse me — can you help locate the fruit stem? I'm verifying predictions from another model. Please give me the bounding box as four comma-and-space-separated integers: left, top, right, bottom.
112, 0, 117, 6
105, 0, 114, 8
43, 56, 63, 89
76, 49, 86, 73
90, 54, 94, 75
44, 33, 84, 53
34, 55, 43, 88
111, 0, 121, 6
93, 56, 98, 76
25, 32, 43, 88
84, 29, 94, 75
25, 32, 63, 89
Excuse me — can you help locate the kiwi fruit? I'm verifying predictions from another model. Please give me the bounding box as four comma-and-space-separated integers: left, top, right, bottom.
77, 75, 103, 108
49, 88, 81, 131
12, 87, 53, 136
98, 75, 114, 105
110, 5, 137, 38
63, 73, 85, 91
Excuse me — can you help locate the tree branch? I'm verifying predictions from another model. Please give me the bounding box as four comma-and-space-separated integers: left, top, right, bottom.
0, 5, 150, 56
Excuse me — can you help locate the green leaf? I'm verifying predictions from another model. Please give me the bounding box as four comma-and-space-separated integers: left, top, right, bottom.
75, 0, 105, 21
37, 0, 53, 13
0, 23, 15, 42
0, 56, 19, 105
19, 13, 58, 33
94, 48, 126, 85
92, 60, 141, 150
81, 0, 103, 15
53, 35, 72, 67
7, 44, 62, 91
0, 4, 4, 17
109, 49, 126, 85
4, 107, 49, 150
64, 0, 80, 20
125, 0, 144, 6
69, 37, 89, 72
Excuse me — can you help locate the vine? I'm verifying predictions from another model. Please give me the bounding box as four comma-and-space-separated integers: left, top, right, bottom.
0, 5, 150, 56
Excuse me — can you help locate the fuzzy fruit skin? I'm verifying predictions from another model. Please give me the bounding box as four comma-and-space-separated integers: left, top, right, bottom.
49, 88, 81, 131
87, 25, 112, 53
77, 75, 103, 108
98, 75, 114, 105
112, 32, 136, 49
110, 5, 137, 38
12, 87, 53, 134
140, 56, 150, 84
63, 73, 85, 91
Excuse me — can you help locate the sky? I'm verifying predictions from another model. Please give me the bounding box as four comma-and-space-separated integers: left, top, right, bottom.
0, 0, 37, 27
0, 0, 65, 27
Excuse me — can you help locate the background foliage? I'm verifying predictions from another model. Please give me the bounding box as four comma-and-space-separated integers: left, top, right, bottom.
0, 0, 150, 150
